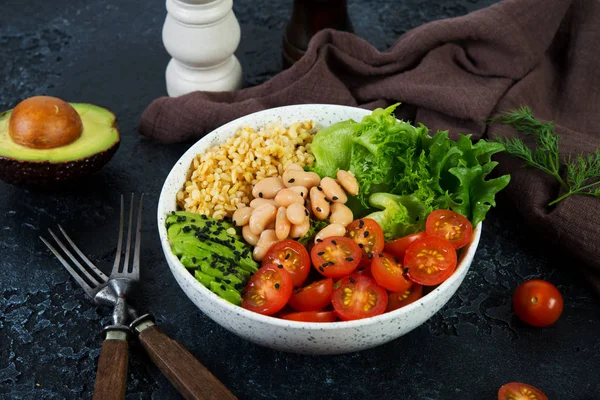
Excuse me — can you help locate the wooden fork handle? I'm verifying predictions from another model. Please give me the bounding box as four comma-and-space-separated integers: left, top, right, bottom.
131, 315, 237, 400
93, 327, 129, 400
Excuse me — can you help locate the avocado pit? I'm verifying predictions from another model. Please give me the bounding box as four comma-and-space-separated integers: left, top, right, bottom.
8, 96, 83, 150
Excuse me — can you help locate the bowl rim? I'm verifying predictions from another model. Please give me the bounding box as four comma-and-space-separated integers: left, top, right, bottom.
158, 103, 481, 330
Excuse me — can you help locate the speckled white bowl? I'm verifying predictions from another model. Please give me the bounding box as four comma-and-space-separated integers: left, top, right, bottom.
158, 104, 481, 355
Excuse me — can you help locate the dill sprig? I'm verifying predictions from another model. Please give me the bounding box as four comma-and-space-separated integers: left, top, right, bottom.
492, 106, 600, 206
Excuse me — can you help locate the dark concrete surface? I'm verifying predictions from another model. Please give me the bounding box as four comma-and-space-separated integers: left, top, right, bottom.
1, 0, 599, 399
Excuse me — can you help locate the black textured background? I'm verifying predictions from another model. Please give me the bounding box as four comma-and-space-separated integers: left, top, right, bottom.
1, 0, 599, 399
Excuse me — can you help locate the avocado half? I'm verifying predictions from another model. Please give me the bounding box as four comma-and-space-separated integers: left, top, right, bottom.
0, 97, 120, 185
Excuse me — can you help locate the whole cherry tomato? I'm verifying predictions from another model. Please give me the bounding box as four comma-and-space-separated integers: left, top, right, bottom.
512, 279, 563, 327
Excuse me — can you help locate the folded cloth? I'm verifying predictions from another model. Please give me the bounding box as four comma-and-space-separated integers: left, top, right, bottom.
140, 0, 600, 292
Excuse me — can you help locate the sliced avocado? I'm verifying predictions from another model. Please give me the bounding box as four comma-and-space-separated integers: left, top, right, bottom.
195, 269, 243, 305
0, 99, 120, 185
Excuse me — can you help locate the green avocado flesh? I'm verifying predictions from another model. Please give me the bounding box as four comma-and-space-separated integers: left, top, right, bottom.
0, 103, 119, 162
166, 212, 259, 306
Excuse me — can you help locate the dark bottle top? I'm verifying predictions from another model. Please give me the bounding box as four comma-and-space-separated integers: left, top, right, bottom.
282, 0, 353, 68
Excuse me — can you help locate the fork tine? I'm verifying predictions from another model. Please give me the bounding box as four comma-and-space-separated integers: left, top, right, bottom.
57, 224, 109, 282
122, 193, 135, 274
40, 236, 98, 299
47, 228, 106, 287
131, 193, 144, 279
111, 194, 125, 275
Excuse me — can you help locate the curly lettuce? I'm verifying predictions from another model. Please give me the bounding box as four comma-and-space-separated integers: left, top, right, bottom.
309, 104, 510, 240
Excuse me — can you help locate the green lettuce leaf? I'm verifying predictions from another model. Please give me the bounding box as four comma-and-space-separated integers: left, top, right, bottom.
309, 106, 510, 239
366, 193, 430, 240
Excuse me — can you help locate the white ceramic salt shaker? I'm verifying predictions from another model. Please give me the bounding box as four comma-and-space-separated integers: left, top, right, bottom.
162, 0, 243, 96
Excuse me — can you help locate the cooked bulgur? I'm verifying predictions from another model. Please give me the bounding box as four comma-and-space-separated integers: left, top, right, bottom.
177, 120, 317, 219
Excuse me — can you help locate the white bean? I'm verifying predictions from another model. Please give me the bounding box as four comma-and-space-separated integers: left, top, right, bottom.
275, 207, 291, 240
232, 206, 252, 226
286, 203, 308, 225
249, 203, 277, 236
252, 177, 285, 199
266, 220, 276, 230
282, 170, 321, 189
285, 163, 303, 172
289, 185, 309, 199
314, 224, 347, 243
336, 170, 359, 196
274, 188, 304, 207
253, 230, 278, 261
249, 198, 277, 208
242, 225, 260, 246
320, 177, 348, 203
290, 219, 310, 239
329, 203, 353, 227
310, 186, 330, 220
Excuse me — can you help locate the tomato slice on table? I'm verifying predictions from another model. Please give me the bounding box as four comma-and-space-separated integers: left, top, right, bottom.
386, 284, 423, 312
288, 278, 333, 312
384, 231, 427, 259
404, 236, 457, 286
498, 382, 548, 400
425, 209, 473, 249
263, 240, 311, 286
512, 279, 563, 327
332, 275, 388, 321
346, 218, 385, 263
311, 236, 361, 278
242, 264, 293, 315
371, 252, 413, 292
280, 311, 338, 323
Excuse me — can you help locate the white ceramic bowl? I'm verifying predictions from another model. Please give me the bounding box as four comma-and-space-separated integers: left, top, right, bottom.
158, 104, 481, 355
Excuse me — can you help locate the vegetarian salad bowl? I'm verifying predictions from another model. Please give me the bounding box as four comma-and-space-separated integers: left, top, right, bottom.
158, 104, 505, 354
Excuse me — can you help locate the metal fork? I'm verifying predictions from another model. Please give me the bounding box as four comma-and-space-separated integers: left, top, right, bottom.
41, 193, 143, 400
41, 194, 237, 400
40, 194, 140, 322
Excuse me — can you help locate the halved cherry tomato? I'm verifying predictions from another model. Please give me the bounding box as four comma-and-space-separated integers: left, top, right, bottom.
354, 264, 372, 278
425, 209, 472, 249
404, 236, 457, 286
345, 218, 385, 263
386, 284, 423, 312
513, 280, 563, 327
280, 311, 338, 323
263, 240, 311, 286
288, 278, 333, 312
498, 382, 548, 400
242, 264, 293, 315
332, 275, 388, 321
384, 231, 427, 259
371, 252, 412, 292
311, 236, 361, 278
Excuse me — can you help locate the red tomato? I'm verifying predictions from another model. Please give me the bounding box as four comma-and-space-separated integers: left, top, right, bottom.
311, 236, 361, 278
386, 284, 423, 312
425, 209, 473, 249
371, 252, 412, 292
498, 382, 548, 400
242, 264, 293, 315
263, 240, 311, 286
332, 275, 388, 321
288, 278, 333, 312
345, 218, 385, 263
404, 236, 457, 286
512, 280, 563, 327
384, 231, 427, 259
280, 311, 338, 323
354, 264, 372, 278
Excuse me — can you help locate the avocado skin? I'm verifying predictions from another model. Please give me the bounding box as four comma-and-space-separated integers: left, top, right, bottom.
0, 142, 119, 185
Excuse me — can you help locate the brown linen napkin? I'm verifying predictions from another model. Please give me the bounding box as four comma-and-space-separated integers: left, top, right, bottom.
140, 0, 600, 292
